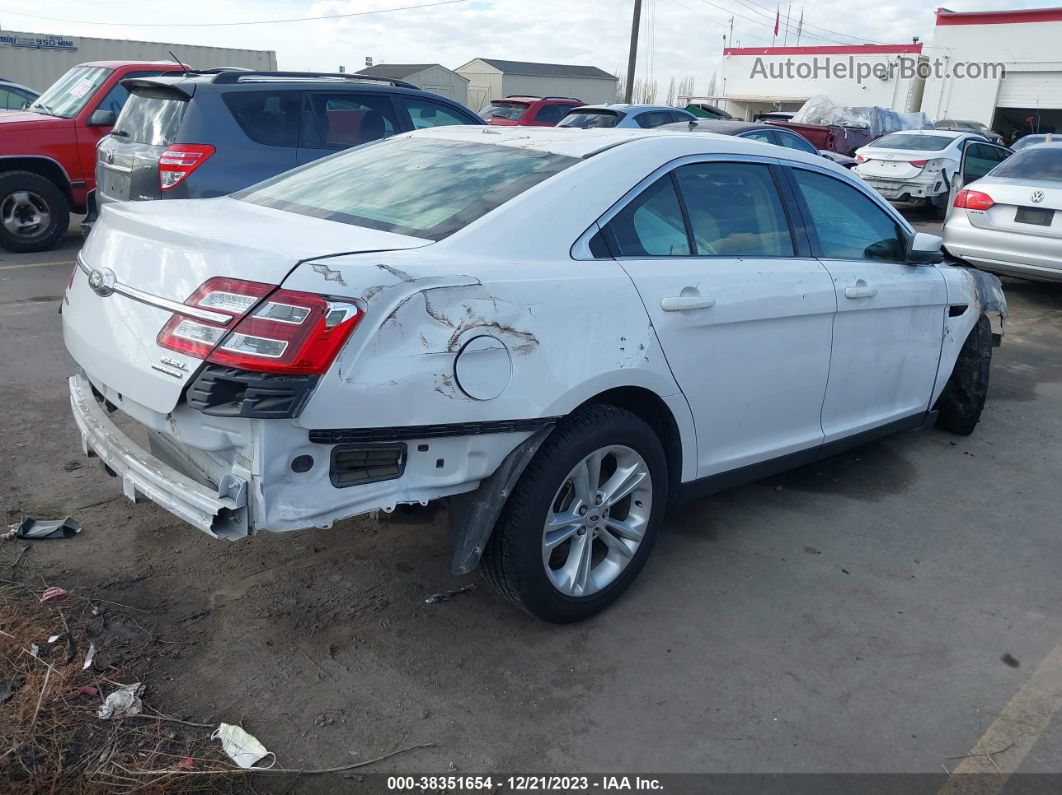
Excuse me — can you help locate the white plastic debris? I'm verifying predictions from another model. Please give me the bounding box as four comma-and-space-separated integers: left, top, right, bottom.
97, 683, 144, 719
211, 723, 276, 769
48, 634, 61, 644
29, 643, 39, 658
82, 642, 96, 671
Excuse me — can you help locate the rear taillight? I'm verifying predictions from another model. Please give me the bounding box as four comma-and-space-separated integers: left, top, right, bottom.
855, 154, 868, 163
156, 277, 362, 375
953, 189, 995, 211
909, 159, 928, 168
158, 144, 215, 190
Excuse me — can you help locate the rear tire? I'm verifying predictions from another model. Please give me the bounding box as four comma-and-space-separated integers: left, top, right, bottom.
935, 314, 992, 435
0, 171, 69, 253
481, 405, 668, 623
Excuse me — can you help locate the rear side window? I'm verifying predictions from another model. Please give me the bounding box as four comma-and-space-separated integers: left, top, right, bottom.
604, 177, 690, 256
533, 103, 571, 124
115, 90, 188, 145
303, 93, 398, 148
223, 91, 303, 148
740, 129, 775, 144
557, 110, 620, 128
776, 130, 818, 155
635, 111, 674, 129
674, 163, 794, 256
791, 169, 906, 262
989, 146, 1062, 182
402, 97, 476, 129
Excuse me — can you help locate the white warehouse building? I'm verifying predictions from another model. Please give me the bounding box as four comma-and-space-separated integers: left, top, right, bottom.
714, 43, 927, 120
921, 6, 1062, 139
455, 58, 618, 112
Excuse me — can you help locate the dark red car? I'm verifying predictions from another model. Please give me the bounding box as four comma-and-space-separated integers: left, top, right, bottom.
479, 96, 583, 127
0, 60, 186, 252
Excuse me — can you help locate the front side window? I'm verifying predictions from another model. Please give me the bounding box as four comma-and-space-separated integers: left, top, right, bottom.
402, 97, 476, 129
603, 177, 690, 256
962, 143, 1010, 181
674, 163, 794, 256
791, 169, 906, 262
0, 87, 30, 110
237, 137, 576, 241
29, 65, 110, 118
303, 93, 398, 148
223, 90, 303, 147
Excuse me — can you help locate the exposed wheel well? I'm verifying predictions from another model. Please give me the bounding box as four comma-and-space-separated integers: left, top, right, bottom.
579, 386, 683, 504
0, 158, 74, 208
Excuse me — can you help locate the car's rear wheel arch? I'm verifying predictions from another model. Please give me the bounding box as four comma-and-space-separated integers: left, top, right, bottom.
577, 386, 682, 504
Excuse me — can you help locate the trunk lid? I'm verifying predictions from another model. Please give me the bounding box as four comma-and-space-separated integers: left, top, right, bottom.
857, 148, 941, 180
64, 197, 430, 413
965, 177, 1062, 238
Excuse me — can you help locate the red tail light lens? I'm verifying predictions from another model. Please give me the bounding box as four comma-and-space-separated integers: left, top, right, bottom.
159, 144, 215, 190
156, 277, 362, 375
954, 189, 995, 211
855, 154, 868, 163
909, 159, 928, 168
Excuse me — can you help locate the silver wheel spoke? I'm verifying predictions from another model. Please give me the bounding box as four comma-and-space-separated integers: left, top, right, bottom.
604, 515, 644, 542
598, 527, 634, 560
544, 513, 581, 550
600, 464, 647, 508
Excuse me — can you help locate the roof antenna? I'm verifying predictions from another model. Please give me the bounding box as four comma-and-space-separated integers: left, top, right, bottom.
168, 49, 188, 71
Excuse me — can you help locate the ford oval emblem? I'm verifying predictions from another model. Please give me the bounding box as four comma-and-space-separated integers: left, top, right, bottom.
1031, 190, 1045, 204
88, 267, 117, 297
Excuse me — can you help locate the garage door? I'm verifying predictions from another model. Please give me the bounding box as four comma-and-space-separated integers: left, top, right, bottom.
997, 71, 1062, 108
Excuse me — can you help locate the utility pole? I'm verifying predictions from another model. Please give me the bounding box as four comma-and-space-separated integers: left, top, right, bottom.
624, 0, 642, 103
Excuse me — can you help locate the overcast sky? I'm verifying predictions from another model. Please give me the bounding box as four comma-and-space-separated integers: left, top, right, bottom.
0, 0, 1051, 97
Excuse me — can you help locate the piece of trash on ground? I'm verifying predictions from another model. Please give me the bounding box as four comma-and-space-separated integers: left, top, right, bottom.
79, 685, 99, 697
212, 723, 276, 769
82, 641, 96, 670
97, 683, 144, 719
40, 586, 68, 603
13, 516, 81, 541
29, 643, 39, 658
48, 634, 62, 643
425, 584, 475, 604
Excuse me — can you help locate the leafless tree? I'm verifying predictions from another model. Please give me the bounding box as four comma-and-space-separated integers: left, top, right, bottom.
677, 74, 697, 101
706, 70, 718, 98
665, 77, 676, 106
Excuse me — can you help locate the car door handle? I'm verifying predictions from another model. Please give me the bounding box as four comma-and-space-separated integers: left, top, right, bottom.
660, 296, 716, 312
844, 284, 878, 299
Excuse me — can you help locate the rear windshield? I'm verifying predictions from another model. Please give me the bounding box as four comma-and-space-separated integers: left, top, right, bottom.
236, 137, 577, 240
989, 147, 1062, 182
558, 110, 620, 129
29, 65, 110, 118
115, 90, 188, 145
480, 101, 526, 121
873, 133, 955, 151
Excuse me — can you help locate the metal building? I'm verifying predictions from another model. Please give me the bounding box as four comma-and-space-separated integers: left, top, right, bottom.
356, 63, 469, 105
455, 58, 618, 112
0, 29, 276, 91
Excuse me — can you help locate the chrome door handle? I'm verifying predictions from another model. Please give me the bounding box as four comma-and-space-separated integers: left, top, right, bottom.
844, 284, 878, 299
661, 296, 716, 312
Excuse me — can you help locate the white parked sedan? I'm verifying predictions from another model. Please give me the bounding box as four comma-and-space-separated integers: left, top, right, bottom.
63, 127, 1006, 622
854, 129, 1009, 214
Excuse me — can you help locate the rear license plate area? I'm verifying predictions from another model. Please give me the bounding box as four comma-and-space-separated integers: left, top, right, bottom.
1016, 206, 1053, 226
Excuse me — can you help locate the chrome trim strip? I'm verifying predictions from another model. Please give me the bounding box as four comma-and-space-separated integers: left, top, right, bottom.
100, 161, 133, 174
76, 256, 232, 325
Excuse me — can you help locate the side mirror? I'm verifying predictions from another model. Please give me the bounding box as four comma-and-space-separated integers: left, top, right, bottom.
88, 108, 116, 127
906, 232, 943, 265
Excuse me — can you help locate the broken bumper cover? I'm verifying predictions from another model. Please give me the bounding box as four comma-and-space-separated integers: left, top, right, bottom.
862, 176, 941, 201
68, 373, 248, 539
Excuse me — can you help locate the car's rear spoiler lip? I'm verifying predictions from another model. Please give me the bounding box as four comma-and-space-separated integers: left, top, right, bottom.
120, 78, 194, 99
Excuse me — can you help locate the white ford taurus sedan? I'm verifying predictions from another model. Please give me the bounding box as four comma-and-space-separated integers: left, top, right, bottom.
64, 126, 1006, 622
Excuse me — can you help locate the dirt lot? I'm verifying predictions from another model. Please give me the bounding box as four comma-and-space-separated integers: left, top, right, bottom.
2, 218, 1061, 786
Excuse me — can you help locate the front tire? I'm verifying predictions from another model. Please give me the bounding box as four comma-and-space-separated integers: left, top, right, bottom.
0, 171, 69, 253
935, 314, 992, 435
481, 405, 668, 623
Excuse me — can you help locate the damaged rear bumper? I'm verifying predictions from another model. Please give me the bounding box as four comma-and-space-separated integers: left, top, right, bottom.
68, 372, 248, 539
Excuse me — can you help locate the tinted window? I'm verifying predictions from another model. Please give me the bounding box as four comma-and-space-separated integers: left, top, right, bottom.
873, 133, 955, 151
480, 101, 526, 121
989, 146, 1062, 182
238, 138, 576, 241
740, 129, 775, 144
533, 103, 571, 124
223, 91, 303, 148
962, 143, 1010, 181
557, 109, 620, 128
303, 93, 397, 148
0, 87, 30, 110
674, 163, 793, 256
402, 97, 475, 128
114, 90, 188, 145
604, 177, 690, 256
791, 169, 905, 262
776, 130, 818, 155
635, 111, 673, 129
30, 65, 110, 118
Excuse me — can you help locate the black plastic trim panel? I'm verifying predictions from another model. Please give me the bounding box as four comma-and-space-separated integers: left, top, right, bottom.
309, 417, 559, 445
187, 365, 319, 419
330, 443, 407, 488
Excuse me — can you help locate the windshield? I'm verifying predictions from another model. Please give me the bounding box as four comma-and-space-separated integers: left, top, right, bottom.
872, 133, 955, 151
237, 137, 578, 240
989, 147, 1062, 182
114, 90, 188, 145
30, 65, 111, 118
557, 110, 620, 129
480, 102, 526, 121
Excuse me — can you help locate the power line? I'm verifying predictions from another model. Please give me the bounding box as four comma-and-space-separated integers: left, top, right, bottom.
0, 0, 470, 28
731, 0, 888, 45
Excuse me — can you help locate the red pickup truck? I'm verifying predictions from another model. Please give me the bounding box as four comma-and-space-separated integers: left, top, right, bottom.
766, 120, 876, 157
0, 60, 186, 252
